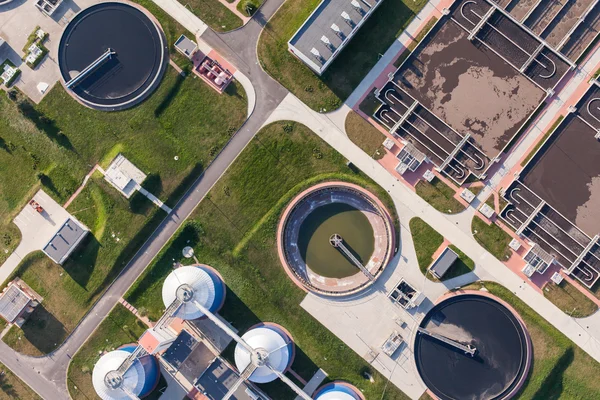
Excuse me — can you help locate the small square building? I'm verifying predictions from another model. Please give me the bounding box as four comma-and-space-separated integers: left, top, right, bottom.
104, 154, 147, 198
42, 217, 88, 265
428, 246, 458, 279
0, 279, 43, 327
174, 35, 198, 59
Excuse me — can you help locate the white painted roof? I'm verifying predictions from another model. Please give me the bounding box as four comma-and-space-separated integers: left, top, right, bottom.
92, 350, 145, 400
162, 266, 216, 320
316, 392, 357, 400
0, 284, 31, 323
234, 326, 292, 383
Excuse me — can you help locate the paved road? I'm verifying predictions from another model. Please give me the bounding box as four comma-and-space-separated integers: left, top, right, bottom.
0, 2, 289, 398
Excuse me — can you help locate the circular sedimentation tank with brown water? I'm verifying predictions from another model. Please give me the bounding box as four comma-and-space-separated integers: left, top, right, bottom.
414, 293, 532, 400
277, 182, 394, 296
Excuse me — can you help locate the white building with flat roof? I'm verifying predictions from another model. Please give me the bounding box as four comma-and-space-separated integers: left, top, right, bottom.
104, 154, 147, 198
288, 0, 384, 75
42, 217, 88, 265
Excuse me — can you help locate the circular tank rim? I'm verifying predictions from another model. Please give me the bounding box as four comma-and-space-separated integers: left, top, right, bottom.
313, 381, 365, 400
413, 290, 533, 400
196, 263, 227, 316
236, 322, 296, 382
56, 1, 168, 111
277, 181, 396, 297
117, 344, 161, 398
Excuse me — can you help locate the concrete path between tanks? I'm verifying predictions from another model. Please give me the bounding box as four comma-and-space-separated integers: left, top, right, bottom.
152, 0, 209, 36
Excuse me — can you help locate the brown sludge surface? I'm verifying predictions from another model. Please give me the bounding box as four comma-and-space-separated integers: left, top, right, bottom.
394, 20, 545, 157
522, 112, 600, 236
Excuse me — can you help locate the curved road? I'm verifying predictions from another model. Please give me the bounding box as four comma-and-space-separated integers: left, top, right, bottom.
0, 2, 289, 398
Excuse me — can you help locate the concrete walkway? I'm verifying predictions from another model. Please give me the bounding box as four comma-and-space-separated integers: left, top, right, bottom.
137, 186, 172, 213
152, 0, 209, 36
267, 92, 600, 366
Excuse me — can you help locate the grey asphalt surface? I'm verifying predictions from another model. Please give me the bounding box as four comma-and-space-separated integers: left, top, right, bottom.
0, 2, 289, 398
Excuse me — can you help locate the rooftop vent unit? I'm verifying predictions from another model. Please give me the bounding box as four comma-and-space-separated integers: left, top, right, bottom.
330, 23, 345, 39
311, 47, 325, 63
321, 35, 335, 51
351, 0, 365, 15
341, 11, 355, 28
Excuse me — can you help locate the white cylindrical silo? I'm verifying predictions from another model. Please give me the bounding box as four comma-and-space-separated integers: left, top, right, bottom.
234, 323, 295, 384
162, 264, 226, 320
92, 346, 160, 400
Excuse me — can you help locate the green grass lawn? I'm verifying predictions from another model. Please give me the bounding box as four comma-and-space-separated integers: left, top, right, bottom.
0, 44, 246, 354
176, 0, 243, 31
67, 304, 148, 400
415, 177, 465, 214
125, 121, 408, 399
345, 111, 386, 160
258, 0, 427, 111
0, 362, 41, 400
237, 0, 262, 16
409, 218, 474, 281
472, 217, 512, 261
543, 280, 598, 318
2, 177, 165, 355
464, 281, 600, 399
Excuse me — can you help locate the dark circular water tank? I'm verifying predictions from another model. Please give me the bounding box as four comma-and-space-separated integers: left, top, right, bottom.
414, 294, 531, 400
58, 2, 168, 111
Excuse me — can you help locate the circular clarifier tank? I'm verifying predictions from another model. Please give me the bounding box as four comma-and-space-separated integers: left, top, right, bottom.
58, 2, 168, 111
414, 293, 532, 400
278, 182, 394, 296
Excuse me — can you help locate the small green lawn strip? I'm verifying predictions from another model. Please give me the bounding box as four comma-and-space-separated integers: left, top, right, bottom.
415, 177, 464, 214
472, 217, 512, 261
131, 0, 195, 70
237, 0, 262, 16
345, 111, 386, 160
410, 218, 474, 281
409, 217, 443, 277
544, 280, 598, 318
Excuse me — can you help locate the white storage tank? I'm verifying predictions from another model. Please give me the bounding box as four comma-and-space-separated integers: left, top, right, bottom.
234, 323, 295, 383
162, 264, 226, 320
